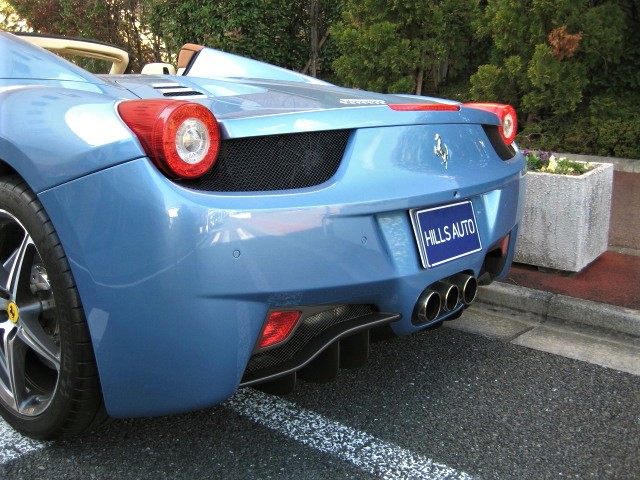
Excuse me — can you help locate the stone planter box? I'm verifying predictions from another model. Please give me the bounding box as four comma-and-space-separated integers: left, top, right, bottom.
514, 162, 614, 272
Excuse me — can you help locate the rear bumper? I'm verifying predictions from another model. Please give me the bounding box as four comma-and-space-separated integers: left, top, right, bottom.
38, 124, 525, 417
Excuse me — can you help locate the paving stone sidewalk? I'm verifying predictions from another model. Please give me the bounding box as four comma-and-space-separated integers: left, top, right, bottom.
478, 166, 640, 336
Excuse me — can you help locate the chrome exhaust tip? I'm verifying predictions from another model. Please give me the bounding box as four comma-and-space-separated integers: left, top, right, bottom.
431, 281, 460, 311
415, 289, 441, 324
451, 273, 478, 306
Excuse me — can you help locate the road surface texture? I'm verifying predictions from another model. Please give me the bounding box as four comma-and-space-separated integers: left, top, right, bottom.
1, 307, 638, 479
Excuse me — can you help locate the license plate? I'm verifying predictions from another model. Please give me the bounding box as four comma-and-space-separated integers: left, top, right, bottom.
411, 201, 482, 268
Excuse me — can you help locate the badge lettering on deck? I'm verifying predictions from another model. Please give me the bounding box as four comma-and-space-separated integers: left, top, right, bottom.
411, 201, 482, 268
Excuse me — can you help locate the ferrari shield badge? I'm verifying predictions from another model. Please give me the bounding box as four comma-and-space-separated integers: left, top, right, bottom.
7, 301, 19, 323
434, 134, 449, 169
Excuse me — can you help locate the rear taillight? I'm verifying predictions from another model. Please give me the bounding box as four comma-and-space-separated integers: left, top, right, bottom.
118, 99, 220, 179
464, 103, 517, 146
388, 103, 460, 111
258, 311, 302, 349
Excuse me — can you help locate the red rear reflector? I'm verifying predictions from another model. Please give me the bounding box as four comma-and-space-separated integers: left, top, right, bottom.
500, 233, 511, 256
388, 103, 460, 111
258, 311, 302, 348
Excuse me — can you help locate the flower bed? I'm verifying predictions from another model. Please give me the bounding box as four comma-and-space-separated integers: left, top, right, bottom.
523, 150, 594, 175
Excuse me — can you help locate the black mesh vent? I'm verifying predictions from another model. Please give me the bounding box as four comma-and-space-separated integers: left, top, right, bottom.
246, 305, 376, 373
178, 130, 351, 192
152, 83, 206, 98
162, 90, 205, 97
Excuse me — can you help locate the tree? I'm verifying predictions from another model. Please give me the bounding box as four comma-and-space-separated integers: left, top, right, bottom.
7, 0, 163, 72
308, 0, 320, 76
6, 0, 342, 78
149, 0, 311, 72
0, 0, 29, 31
331, 0, 478, 95
470, 0, 630, 117
468, 0, 640, 157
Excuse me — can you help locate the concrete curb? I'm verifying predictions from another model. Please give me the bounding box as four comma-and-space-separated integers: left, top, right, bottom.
476, 283, 640, 338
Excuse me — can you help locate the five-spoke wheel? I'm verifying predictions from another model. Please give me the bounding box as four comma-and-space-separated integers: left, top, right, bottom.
0, 211, 61, 417
0, 177, 105, 439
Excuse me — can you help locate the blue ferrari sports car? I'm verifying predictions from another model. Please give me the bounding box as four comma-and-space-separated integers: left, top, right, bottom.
0, 32, 525, 439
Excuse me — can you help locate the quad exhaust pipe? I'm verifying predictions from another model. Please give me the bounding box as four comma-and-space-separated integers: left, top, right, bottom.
450, 273, 478, 306
415, 289, 442, 323
414, 273, 478, 325
431, 281, 460, 312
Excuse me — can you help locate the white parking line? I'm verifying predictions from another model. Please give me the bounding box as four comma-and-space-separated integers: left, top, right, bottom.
226, 389, 473, 480
1, 390, 473, 479
0, 421, 48, 465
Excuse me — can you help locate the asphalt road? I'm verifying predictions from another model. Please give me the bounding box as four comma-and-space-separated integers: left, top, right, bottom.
1, 312, 639, 480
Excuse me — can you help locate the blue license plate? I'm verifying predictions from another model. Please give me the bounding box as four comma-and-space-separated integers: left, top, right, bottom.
411, 201, 482, 268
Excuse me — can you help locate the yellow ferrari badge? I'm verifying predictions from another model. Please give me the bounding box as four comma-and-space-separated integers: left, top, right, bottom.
7, 302, 19, 323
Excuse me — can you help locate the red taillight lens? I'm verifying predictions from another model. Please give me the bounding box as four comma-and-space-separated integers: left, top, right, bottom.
388, 103, 460, 111
118, 99, 220, 179
258, 311, 302, 349
463, 103, 518, 145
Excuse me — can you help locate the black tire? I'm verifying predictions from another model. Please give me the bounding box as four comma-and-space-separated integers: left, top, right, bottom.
0, 176, 106, 439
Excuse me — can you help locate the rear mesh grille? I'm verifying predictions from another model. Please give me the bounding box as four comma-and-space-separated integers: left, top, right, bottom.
245, 305, 376, 374
178, 130, 351, 192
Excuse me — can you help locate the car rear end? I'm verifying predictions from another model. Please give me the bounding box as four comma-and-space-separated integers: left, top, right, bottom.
38, 81, 525, 417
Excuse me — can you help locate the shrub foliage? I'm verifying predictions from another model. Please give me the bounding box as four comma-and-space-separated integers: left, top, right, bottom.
3, 0, 639, 158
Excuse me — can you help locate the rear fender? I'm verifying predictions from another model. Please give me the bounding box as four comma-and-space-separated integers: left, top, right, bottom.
0, 85, 144, 193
